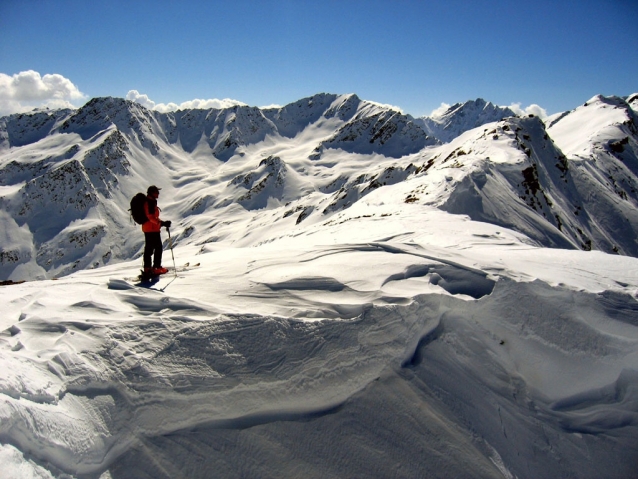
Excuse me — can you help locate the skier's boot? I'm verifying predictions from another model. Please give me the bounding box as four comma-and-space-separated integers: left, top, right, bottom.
139, 267, 155, 282
152, 266, 169, 275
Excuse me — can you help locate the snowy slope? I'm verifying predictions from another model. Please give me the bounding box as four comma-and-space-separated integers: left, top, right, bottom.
546, 94, 638, 254
1, 91, 638, 478
410, 108, 638, 255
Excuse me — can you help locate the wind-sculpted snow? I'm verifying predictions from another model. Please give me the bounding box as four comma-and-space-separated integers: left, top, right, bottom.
404, 278, 638, 478
0, 242, 488, 475
0, 229, 637, 478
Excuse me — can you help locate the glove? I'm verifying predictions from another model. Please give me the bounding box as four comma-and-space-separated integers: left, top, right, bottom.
161, 220, 172, 228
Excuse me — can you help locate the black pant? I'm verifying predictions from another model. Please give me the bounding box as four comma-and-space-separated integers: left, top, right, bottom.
143, 232, 163, 269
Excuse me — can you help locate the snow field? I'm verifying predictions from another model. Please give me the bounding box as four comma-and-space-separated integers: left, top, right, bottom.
1, 206, 638, 477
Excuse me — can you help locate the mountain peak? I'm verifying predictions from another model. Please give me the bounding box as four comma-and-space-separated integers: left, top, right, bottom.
415, 98, 515, 143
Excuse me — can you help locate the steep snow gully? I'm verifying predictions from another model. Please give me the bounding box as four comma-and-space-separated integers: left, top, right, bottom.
1, 92, 638, 478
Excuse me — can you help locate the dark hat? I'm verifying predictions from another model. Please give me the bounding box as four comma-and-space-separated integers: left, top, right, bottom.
147, 185, 161, 195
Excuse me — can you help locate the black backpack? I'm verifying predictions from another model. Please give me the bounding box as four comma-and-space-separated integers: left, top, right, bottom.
130, 193, 148, 225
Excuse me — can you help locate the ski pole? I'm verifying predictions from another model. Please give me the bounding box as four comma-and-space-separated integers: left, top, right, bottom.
166, 227, 177, 278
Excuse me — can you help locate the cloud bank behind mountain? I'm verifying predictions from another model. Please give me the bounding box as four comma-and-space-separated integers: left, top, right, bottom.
0, 70, 87, 116
1, 70, 550, 120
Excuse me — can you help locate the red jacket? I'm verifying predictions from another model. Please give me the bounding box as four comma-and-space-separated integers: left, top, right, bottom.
142, 196, 162, 233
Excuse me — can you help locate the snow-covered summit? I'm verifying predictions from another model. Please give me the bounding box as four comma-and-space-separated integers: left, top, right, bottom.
416, 98, 516, 143
547, 93, 638, 157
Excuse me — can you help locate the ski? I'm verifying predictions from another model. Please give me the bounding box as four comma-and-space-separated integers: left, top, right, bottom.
123, 262, 200, 284
169, 262, 201, 273
109, 263, 202, 291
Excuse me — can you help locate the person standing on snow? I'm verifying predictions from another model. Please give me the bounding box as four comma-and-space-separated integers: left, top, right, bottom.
143, 185, 171, 275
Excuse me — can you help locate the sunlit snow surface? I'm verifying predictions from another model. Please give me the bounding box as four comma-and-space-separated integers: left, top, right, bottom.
1, 93, 638, 478
1, 205, 637, 478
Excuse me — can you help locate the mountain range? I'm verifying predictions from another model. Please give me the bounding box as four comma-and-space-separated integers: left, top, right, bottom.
1, 92, 637, 281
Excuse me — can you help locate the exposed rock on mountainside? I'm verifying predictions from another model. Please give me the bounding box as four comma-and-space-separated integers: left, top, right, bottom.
435, 115, 582, 250
227, 155, 288, 210
161, 105, 277, 161
82, 129, 131, 195
61, 97, 161, 154
262, 93, 346, 137
547, 94, 638, 254
323, 163, 419, 215
320, 106, 436, 158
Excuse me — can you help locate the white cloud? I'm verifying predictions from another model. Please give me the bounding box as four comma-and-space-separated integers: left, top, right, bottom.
0, 70, 86, 116
365, 100, 404, 114
429, 102, 451, 118
259, 104, 283, 110
126, 90, 156, 109
152, 102, 181, 114
507, 102, 548, 119
127, 90, 247, 112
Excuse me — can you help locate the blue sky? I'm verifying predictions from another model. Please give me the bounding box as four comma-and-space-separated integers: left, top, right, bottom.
1, 0, 636, 117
